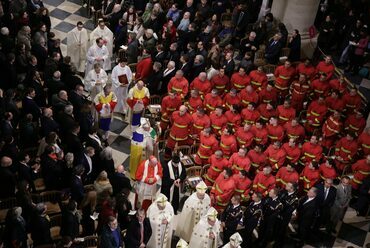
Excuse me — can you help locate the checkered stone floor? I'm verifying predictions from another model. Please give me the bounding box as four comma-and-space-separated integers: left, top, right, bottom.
45, 1, 370, 246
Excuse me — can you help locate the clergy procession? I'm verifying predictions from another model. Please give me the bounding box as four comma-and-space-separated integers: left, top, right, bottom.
0, 0, 370, 247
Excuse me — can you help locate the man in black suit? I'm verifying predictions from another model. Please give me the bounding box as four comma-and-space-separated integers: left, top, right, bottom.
1, 112, 14, 137
166, 42, 180, 68
60, 200, 80, 240
296, 187, 319, 246
100, 216, 123, 248
40, 108, 59, 137
64, 123, 84, 163
22, 88, 41, 122
125, 209, 152, 248
147, 62, 163, 95
179, 54, 191, 79
40, 145, 63, 190
265, 33, 283, 64
111, 164, 132, 195
0, 156, 16, 198
69, 84, 86, 120
70, 165, 85, 206
81, 146, 96, 184
16, 152, 39, 192
223, 52, 235, 78
316, 178, 337, 232
56, 105, 76, 139
153, 44, 167, 66
159, 61, 176, 95
232, 3, 251, 42
30, 203, 52, 246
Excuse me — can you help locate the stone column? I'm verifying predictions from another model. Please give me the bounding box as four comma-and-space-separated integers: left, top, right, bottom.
281, 0, 320, 34
271, 0, 321, 58
270, 0, 287, 21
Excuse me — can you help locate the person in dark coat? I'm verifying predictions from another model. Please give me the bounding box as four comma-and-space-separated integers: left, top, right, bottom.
126, 32, 139, 64
22, 87, 42, 122
0, 156, 16, 198
16, 152, 38, 192
179, 54, 191, 79
220, 195, 243, 244
315, 178, 337, 232
40, 108, 60, 137
68, 84, 86, 120
15, 181, 35, 226
147, 62, 163, 95
40, 145, 63, 190
115, 188, 132, 230
70, 165, 85, 206
265, 33, 283, 64
100, 216, 123, 248
60, 200, 80, 240
153, 44, 167, 66
125, 209, 152, 248
296, 187, 319, 246
188, 54, 206, 82
288, 29, 301, 62
161, 155, 186, 213
274, 182, 299, 247
241, 192, 264, 247
259, 188, 283, 247
1, 112, 14, 137
111, 164, 131, 196
30, 203, 52, 246
3, 207, 28, 248
222, 52, 235, 78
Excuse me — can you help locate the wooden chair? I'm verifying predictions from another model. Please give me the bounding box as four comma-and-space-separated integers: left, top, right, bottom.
175, 145, 191, 157
190, 143, 199, 161
201, 164, 210, 178
34, 178, 46, 192
49, 214, 62, 240
150, 95, 161, 105
0, 197, 17, 223
83, 235, 99, 248
186, 166, 202, 177
254, 50, 266, 66
263, 64, 277, 75
39, 191, 62, 215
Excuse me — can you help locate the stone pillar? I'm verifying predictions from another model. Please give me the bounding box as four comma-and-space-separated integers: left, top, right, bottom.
281, 0, 320, 34
270, 0, 287, 21
271, 0, 321, 58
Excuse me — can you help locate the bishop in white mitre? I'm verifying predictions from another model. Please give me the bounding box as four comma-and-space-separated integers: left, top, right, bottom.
90, 19, 113, 67
176, 239, 189, 248
146, 193, 174, 248
111, 57, 132, 115
189, 207, 222, 248
67, 21, 88, 73
222, 232, 243, 248
86, 37, 110, 75
175, 181, 210, 242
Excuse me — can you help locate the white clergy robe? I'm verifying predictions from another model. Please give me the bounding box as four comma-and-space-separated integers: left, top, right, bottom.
146, 202, 174, 248
86, 44, 110, 74
111, 64, 133, 114
189, 217, 222, 248
90, 26, 113, 63
84, 68, 108, 99
67, 27, 89, 73
175, 192, 211, 242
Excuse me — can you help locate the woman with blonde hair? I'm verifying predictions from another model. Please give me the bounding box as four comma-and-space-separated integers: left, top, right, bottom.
94, 170, 113, 197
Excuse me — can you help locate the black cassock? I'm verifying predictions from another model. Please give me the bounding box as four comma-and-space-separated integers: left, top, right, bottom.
161, 162, 187, 213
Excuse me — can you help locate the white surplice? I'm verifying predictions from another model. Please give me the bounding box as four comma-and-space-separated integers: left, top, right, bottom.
84, 68, 108, 99
90, 26, 113, 65
67, 27, 89, 73
86, 44, 110, 74
111, 64, 133, 114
